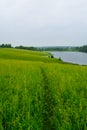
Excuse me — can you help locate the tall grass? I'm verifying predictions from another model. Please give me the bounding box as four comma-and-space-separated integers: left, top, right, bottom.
0, 48, 87, 129
44, 63, 87, 129
0, 60, 44, 130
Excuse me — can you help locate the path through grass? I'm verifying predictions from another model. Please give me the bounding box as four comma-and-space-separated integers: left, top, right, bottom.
40, 66, 55, 130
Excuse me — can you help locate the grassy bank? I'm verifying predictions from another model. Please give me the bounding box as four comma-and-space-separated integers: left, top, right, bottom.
0, 48, 87, 130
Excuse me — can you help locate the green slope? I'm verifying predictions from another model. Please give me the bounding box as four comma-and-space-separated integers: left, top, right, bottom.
0, 48, 59, 63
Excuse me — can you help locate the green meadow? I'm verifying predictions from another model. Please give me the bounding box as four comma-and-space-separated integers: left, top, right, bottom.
0, 48, 87, 130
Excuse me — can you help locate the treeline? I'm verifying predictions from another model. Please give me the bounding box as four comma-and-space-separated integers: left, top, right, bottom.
38, 46, 79, 51
15, 45, 38, 51
0, 44, 12, 48
0, 43, 87, 52
15, 46, 79, 51
0, 44, 38, 50
79, 45, 87, 52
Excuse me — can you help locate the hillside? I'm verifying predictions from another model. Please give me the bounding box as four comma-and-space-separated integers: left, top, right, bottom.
0, 48, 59, 63
0, 48, 87, 130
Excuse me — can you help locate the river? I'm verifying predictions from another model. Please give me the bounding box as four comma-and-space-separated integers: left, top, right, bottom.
51, 51, 87, 65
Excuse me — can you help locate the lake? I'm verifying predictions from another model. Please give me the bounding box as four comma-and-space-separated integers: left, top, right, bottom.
51, 51, 87, 65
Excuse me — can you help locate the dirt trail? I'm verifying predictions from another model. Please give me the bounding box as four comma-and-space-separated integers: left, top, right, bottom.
40, 67, 55, 130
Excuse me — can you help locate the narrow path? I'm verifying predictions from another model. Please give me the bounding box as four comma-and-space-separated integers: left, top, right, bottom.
40, 67, 55, 130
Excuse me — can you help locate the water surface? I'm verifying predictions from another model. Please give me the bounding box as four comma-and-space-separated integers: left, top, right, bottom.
51, 51, 87, 65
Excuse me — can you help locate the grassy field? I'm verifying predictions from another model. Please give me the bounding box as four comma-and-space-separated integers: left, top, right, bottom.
0, 48, 87, 130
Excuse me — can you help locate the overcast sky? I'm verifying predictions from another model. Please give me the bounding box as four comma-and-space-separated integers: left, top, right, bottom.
0, 0, 87, 47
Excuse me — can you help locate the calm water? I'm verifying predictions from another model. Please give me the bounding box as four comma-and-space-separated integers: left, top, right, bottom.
51, 51, 87, 65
